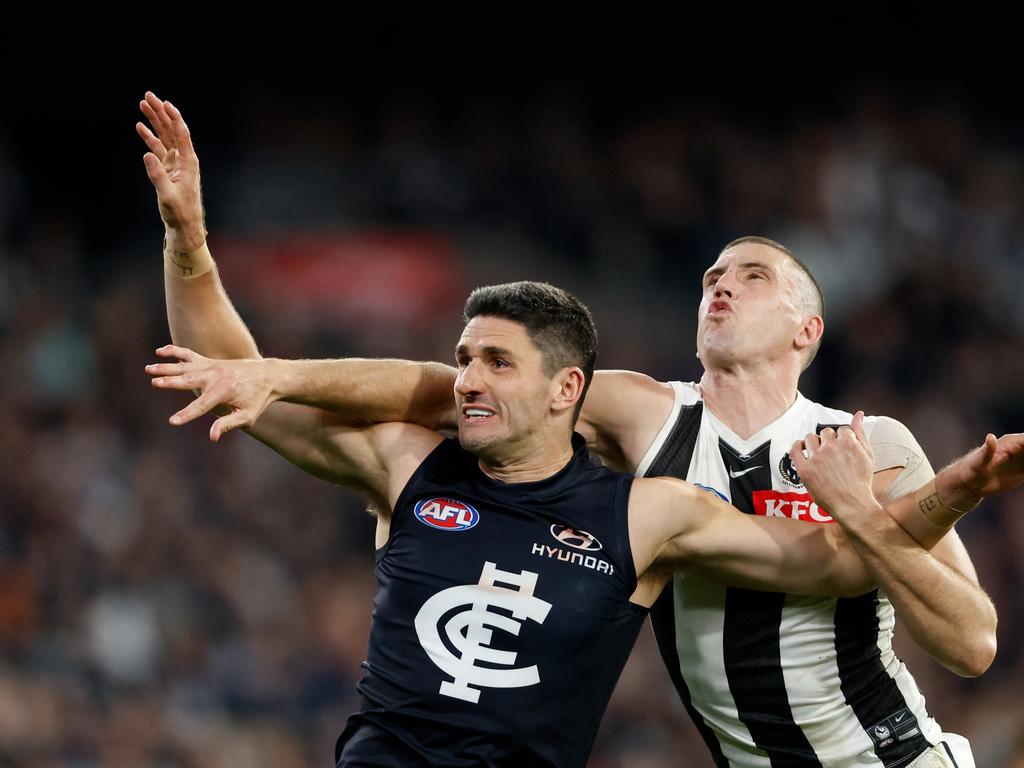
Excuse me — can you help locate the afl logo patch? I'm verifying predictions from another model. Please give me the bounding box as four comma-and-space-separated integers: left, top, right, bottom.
779, 452, 804, 487
550, 525, 602, 551
415, 498, 480, 532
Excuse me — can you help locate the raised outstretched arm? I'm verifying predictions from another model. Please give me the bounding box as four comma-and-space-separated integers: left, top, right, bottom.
138, 92, 456, 474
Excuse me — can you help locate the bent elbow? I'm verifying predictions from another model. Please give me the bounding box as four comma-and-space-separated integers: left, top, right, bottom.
833, 566, 877, 599
951, 633, 997, 678
838, 581, 876, 599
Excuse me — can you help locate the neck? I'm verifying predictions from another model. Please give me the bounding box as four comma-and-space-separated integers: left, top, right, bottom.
478, 433, 576, 484
699, 361, 800, 439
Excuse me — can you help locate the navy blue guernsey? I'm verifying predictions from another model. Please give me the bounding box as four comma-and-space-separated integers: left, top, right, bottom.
335, 433, 646, 768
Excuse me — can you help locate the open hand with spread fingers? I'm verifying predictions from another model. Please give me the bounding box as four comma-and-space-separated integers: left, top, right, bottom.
146, 344, 279, 442
790, 411, 878, 523
136, 91, 206, 251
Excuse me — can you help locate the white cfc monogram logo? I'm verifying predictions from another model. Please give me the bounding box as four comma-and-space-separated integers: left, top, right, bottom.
414, 561, 552, 703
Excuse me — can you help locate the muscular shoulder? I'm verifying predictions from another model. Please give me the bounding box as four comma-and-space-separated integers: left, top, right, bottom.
807, 402, 935, 501
579, 371, 681, 472
628, 476, 727, 581
633, 473, 708, 505
346, 421, 445, 503
863, 416, 924, 464
631, 475, 698, 500
864, 415, 935, 500
628, 476, 703, 538
367, 421, 446, 464
802, 401, 927, 471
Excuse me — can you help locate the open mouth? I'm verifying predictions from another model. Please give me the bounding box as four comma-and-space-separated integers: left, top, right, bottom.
462, 406, 497, 422
708, 300, 732, 315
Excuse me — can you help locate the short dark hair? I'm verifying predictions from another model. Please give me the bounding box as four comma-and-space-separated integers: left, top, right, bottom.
463, 281, 597, 421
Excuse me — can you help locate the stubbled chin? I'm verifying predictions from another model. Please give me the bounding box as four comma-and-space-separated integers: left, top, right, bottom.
457, 430, 492, 453
458, 434, 506, 465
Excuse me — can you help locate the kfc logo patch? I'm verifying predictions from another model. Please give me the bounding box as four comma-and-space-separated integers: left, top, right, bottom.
752, 491, 833, 523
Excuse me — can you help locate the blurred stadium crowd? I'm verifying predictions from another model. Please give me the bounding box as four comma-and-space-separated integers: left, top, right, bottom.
1, 91, 1024, 767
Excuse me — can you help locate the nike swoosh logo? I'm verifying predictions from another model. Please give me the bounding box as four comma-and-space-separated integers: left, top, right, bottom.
894, 713, 906, 723
728, 466, 764, 478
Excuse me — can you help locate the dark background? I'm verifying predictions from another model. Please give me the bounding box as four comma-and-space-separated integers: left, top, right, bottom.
1, 17, 1023, 767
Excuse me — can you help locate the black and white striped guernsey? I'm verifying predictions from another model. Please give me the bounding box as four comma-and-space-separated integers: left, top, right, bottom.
638, 382, 950, 768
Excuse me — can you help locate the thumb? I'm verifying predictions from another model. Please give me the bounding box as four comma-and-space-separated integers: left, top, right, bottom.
980, 433, 998, 463
969, 433, 998, 466
851, 411, 866, 442
789, 438, 807, 471
210, 410, 253, 442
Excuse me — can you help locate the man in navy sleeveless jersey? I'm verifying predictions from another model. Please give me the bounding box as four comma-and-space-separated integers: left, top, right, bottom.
138, 93, 1024, 768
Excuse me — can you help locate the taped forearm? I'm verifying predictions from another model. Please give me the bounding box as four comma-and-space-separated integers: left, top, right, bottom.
164, 239, 214, 279
163, 247, 259, 360
865, 416, 962, 548
885, 474, 980, 549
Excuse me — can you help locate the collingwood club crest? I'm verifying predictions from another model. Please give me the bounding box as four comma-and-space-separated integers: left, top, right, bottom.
779, 452, 804, 487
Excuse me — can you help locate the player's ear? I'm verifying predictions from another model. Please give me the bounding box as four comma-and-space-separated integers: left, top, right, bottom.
794, 314, 823, 353
550, 367, 585, 415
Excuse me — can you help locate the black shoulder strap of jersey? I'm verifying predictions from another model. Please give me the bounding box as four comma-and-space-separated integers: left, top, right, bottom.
645, 402, 704, 479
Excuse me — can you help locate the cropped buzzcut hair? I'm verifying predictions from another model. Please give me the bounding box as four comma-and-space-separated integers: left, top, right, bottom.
721, 235, 825, 370
721, 235, 825, 319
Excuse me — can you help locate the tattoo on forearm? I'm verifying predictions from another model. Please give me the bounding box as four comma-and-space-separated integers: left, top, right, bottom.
919, 492, 940, 517
170, 251, 194, 276
917, 491, 955, 529
163, 238, 195, 276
